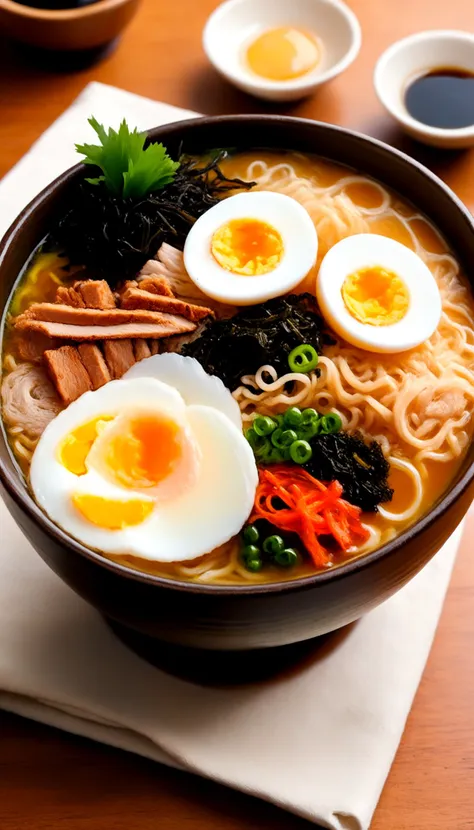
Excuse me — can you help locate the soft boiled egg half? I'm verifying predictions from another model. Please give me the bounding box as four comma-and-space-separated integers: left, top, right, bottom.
183, 191, 318, 305
316, 234, 442, 353
30, 354, 257, 563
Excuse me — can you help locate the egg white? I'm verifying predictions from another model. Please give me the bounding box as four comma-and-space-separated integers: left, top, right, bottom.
30, 375, 257, 563
316, 234, 442, 353
123, 353, 242, 428
183, 191, 318, 305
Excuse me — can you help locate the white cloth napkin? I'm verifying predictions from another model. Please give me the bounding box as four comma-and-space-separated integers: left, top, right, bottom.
0, 82, 465, 830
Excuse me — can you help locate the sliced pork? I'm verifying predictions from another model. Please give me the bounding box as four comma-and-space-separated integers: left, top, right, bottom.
77, 280, 116, 309
16, 319, 195, 341
137, 275, 174, 297
133, 340, 151, 361
103, 340, 135, 379
78, 343, 111, 389
56, 285, 86, 308
120, 286, 213, 322
44, 346, 92, 405
18, 303, 197, 330
15, 331, 58, 364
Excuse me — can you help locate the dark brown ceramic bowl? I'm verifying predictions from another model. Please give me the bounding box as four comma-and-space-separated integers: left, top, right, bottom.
0, 0, 141, 52
1, 116, 473, 654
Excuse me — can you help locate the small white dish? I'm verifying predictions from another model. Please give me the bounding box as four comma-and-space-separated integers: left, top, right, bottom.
203, 0, 361, 102
374, 30, 474, 149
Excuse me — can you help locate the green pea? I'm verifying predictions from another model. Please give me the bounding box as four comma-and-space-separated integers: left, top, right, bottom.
319, 413, 343, 434
288, 344, 319, 373
254, 415, 277, 437
290, 439, 313, 464
275, 547, 299, 567
246, 558, 263, 572
283, 407, 303, 428
262, 535, 285, 556
242, 544, 260, 561
243, 525, 259, 545
271, 428, 298, 449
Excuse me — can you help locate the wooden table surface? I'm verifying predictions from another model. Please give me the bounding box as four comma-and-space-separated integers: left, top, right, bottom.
0, 0, 473, 828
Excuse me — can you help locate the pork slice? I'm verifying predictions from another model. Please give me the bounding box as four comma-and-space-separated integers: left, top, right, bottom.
76, 280, 116, 310
137, 274, 174, 297
56, 286, 86, 308
15, 319, 196, 341
19, 303, 196, 329
148, 340, 160, 355
120, 286, 213, 322
103, 340, 135, 379
44, 346, 92, 405
1, 362, 62, 438
78, 343, 111, 390
16, 331, 57, 364
133, 340, 151, 361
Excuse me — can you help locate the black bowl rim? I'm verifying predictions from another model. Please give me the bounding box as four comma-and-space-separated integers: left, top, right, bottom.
1, 113, 473, 596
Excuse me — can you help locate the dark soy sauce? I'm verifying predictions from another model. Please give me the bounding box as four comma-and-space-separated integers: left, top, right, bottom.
405, 67, 474, 130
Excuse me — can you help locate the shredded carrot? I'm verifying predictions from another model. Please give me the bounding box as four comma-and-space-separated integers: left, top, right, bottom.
250, 466, 370, 568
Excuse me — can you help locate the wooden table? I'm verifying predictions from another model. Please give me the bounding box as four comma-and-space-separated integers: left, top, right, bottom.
1, 1, 473, 827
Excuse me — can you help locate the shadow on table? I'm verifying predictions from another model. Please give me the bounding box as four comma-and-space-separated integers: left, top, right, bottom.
108, 617, 357, 688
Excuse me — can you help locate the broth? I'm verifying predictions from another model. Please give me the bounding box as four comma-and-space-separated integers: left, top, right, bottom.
2, 149, 474, 584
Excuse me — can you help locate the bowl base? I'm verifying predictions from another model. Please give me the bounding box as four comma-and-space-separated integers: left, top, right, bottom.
106, 617, 355, 686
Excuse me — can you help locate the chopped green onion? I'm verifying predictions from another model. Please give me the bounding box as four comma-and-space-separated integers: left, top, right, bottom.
274, 547, 299, 567
290, 439, 312, 464
263, 535, 285, 556
254, 437, 271, 458
254, 415, 277, 436
301, 408, 319, 425
283, 407, 303, 428
319, 413, 343, 434
243, 525, 259, 545
288, 344, 318, 373
297, 408, 321, 440
262, 447, 284, 464
242, 544, 260, 561
246, 558, 263, 572
271, 428, 298, 449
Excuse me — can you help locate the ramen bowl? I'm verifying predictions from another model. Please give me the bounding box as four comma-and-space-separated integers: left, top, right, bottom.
1, 116, 473, 655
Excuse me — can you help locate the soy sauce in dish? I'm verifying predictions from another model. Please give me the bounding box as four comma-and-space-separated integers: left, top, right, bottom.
405, 67, 474, 130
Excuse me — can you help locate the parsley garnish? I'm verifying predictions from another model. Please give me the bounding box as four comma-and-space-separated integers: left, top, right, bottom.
76, 117, 179, 200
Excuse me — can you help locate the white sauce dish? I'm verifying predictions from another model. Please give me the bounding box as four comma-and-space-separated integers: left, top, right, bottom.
203, 0, 361, 102
374, 30, 474, 149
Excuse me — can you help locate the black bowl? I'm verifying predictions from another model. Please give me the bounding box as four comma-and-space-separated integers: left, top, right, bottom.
1, 115, 473, 653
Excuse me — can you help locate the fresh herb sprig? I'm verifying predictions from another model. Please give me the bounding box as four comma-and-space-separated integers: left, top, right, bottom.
76, 117, 179, 200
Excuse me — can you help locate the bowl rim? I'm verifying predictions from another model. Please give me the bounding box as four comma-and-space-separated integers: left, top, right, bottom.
1, 113, 473, 596
0, 0, 134, 21
374, 29, 474, 140
202, 0, 362, 94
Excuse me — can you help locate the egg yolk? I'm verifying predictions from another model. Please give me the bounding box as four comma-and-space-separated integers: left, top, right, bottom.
246, 27, 321, 81
72, 494, 154, 529
341, 266, 410, 326
59, 416, 112, 475
104, 414, 181, 489
211, 218, 284, 276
